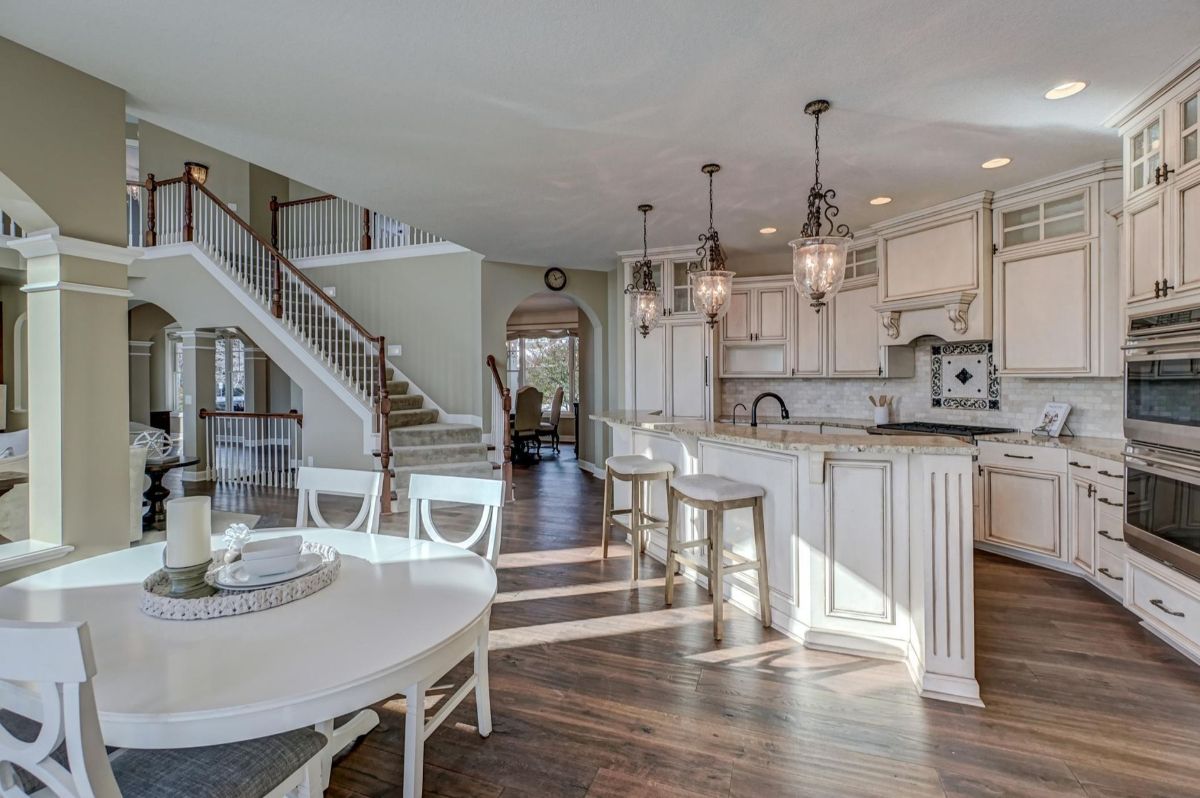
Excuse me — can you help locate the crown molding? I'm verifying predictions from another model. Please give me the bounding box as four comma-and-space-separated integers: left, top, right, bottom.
7, 232, 142, 266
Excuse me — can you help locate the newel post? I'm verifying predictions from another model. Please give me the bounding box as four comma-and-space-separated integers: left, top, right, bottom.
361, 208, 372, 251
375, 337, 393, 515
144, 173, 157, 247
271, 257, 283, 319
269, 195, 279, 250
182, 169, 194, 242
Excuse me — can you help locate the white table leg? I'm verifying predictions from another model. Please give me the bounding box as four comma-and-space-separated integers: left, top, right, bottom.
403, 681, 426, 798
474, 624, 492, 738
314, 709, 380, 790
314, 718, 334, 789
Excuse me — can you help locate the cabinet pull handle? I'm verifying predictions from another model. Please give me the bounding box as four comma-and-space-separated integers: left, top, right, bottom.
1098, 567, 1124, 582
1151, 598, 1185, 618
1098, 497, 1123, 508
1069, 461, 1090, 469
1087, 483, 1096, 497
1003, 453, 1034, 460
1097, 469, 1120, 478
1154, 279, 1162, 299
1098, 529, 1125, 542
704, 355, 709, 387
1162, 280, 1176, 295
977, 464, 983, 477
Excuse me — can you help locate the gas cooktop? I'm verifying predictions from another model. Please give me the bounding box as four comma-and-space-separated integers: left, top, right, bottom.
867, 422, 1017, 442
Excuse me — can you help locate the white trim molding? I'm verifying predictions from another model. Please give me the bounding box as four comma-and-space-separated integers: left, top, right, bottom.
7, 232, 142, 265
0, 540, 75, 574
21, 281, 133, 298
291, 241, 471, 270
129, 340, 154, 357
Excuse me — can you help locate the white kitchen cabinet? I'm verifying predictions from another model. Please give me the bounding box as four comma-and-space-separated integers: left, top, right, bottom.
629, 324, 666, 414
873, 192, 993, 343
1070, 476, 1097, 574
791, 284, 825, 376
618, 245, 705, 320
667, 321, 710, 419
1112, 66, 1200, 308
830, 279, 882, 377
981, 465, 1063, 558
720, 279, 791, 378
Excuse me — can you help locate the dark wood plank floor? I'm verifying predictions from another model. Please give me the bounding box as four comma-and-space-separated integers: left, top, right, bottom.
179, 458, 1200, 797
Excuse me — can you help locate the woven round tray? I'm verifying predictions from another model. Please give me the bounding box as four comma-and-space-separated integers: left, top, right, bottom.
140, 542, 341, 620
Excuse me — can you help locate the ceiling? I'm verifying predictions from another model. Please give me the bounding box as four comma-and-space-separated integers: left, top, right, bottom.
3, 1, 1200, 269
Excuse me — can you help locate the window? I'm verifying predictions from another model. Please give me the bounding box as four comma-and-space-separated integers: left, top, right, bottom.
505, 333, 578, 413
172, 335, 184, 411
215, 337, 246, 411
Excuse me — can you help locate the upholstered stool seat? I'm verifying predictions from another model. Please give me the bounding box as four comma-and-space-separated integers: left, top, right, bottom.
602, 456, 674, 584
671, 474, 764, 503
667, 474, 772, 640
605, 454, 675, 476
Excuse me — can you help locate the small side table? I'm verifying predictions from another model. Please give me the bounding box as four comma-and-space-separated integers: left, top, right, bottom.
143, 456, 201, 530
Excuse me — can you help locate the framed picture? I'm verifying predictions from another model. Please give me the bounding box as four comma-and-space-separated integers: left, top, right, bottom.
1033, 402, 1072, 437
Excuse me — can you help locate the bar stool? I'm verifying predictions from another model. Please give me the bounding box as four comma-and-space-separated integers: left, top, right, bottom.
601, 455, 674, 583
666, 474, 771, 640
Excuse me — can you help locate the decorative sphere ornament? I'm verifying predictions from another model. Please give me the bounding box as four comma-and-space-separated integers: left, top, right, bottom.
133, 430, 172, 461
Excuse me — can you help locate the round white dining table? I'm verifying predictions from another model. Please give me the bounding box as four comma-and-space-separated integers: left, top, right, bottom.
0, 528, 498, 797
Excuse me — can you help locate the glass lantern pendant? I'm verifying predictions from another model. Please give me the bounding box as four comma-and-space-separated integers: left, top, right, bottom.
689, 163, 736, 328
624, 204, 662, 338
791, 100, 852, 313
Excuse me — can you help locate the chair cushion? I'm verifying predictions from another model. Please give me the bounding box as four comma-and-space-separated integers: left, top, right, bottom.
605, 455, 674, 476
0, 709, 324, 798
111, 727, 326, 798
672, 474, 764, 503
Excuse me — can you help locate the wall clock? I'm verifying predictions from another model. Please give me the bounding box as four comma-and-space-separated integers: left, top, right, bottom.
544, 267, 567, 291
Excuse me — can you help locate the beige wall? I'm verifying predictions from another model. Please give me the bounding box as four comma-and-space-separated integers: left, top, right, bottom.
305, 250, 485, 419
0, 283, 27, 431
481, 261, 611, 467
0, 37, 125, 245
138, 121, 252, 217
249, 164, 290, 241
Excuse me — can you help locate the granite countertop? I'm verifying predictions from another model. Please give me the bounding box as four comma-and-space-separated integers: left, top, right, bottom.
716, 415, 873, 430
592, 412, 975, 455
975, 432, 1126, 461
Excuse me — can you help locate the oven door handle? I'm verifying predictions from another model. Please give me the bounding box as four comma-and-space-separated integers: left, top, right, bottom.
1126, 454, 1200, 487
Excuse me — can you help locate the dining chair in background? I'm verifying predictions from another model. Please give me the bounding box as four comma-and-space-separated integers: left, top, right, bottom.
511, 386, 543, 461
537, 386, 565, 455
0, 619, 326, 798
295, 466, 383, 533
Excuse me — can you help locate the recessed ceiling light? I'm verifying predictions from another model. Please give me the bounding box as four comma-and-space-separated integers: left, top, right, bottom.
1044, 81, 1087, 100
981, 157, 1012, 169
759, 227, 777, 235
869, 196, 892, 206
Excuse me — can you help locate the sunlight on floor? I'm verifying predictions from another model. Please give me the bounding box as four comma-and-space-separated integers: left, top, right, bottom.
489, 604, 713, 650
495, 576, 665, 603
495, 543, 631, 569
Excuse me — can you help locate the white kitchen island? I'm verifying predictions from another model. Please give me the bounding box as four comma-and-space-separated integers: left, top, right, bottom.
595, 412, 982, 706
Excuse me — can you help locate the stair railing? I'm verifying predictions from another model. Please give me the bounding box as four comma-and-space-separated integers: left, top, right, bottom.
270, 193, 443, 260
199, 409, 303, 487
143, 168, 394, 513
485, 354, 513, 502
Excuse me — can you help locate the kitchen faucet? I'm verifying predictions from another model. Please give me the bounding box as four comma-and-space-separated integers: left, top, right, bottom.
750, 392, 790, 427
731, 403, 748, 425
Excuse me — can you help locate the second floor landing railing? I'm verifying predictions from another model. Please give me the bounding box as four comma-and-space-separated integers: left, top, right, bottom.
270, 193, 443, 261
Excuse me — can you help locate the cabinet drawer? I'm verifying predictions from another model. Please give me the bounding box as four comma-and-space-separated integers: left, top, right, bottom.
1067, 452, 1097, 479
978, 443, 1068, 473
1094, 546, 1127, 600
1094, 459, 1124, 491
1095, 520, 1126, 551
1095, 484, 1126, 514
1129, 559, 1200, 645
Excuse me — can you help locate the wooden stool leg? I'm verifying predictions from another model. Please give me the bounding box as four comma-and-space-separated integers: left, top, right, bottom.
629, 477, 642, 584
665, 489, 677, 606
710, 508, 724, 640
601, 468, 613, 559
752, 497, 772, 629
639, 479, 650, 555
705, 508, 714, 598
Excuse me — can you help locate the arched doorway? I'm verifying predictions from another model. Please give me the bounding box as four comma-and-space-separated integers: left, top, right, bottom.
505, 292, 582, 461
127, 301, 178, 432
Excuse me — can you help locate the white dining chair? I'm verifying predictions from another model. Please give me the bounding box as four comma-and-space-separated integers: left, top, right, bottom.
0, 619, 325, 798
407, 473, 506, 565
295, 466, 383, 533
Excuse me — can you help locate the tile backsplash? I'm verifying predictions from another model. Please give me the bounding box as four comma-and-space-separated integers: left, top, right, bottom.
720, 339, 1123, 438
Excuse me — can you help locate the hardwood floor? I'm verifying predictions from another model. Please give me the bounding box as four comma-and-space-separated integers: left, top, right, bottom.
180, 459, 1200, 797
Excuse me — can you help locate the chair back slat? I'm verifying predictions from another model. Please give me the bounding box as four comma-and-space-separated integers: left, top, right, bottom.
549, 386, 564, 426
0, 621, 121, 797
407, 474, 505, 565
295, 466, 383, 533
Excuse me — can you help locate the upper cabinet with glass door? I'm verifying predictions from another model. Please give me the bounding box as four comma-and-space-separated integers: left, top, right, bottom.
994, 185, 1092, 254
618, 245, 704, 322
1127, 114, 1164, 199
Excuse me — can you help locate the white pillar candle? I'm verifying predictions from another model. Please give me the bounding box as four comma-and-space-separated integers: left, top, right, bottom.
165, 496, 212, 568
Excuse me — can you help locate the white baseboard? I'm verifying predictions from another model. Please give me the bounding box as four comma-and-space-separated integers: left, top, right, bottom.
180, 468, 212, 482
577, 460, 603, 478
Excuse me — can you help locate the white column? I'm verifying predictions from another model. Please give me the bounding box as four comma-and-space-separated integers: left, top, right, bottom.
128, 340, 153, 425
10, 234, 135, 554
178, 331, 218, 480
909, 453, 981, 706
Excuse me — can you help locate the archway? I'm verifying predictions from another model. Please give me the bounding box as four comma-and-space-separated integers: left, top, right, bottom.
127, 301, 178, 431
501, 288, 605, 467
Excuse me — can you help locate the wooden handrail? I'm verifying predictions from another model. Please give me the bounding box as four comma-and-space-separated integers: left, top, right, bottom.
486, 354, 507, 395
190, 179, 380, 343
199, 409, 304, 427
485, 355, 513, 501
275, 193, 337, 208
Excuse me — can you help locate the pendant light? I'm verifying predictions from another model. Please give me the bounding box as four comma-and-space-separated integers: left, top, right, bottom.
790, 100, 853, 313
689, 163, 736, 327
624, 204, 662, 338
